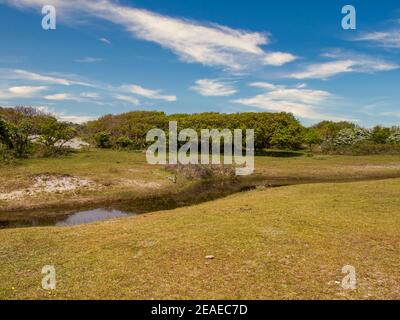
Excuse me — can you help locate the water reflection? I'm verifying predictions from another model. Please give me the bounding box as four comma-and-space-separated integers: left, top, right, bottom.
0, 208, 134, 229
56, 209, 130, 226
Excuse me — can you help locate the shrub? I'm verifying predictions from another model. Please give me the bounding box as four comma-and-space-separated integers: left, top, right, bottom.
387, 129, 400, 144
334, 127, 371, 147
371, 126, 391, 144
0, 117, 12, 149
165, 163, 236, 180
334, 141, 400, 155
115, 136, 133, 149
94, 131, 112, 148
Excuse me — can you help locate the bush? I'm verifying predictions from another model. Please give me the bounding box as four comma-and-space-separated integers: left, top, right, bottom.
387, 129, 400, 144
333, 141, 400, 155
94, 131, 112, 148
334, 127, 371, 147
0, 117, 12, 149
165, 163, 236, 180
0, 144, 16, 164
115, 136, 134, 149
371, 126, 391, 144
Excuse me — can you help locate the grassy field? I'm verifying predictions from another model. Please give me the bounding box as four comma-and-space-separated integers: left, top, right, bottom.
0, 149, 176, 211
0, 178, 399, 299
1, 149, 400, 211
1, 150, 400, 299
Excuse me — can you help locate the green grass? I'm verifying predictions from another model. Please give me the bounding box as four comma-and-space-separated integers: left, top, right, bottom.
1, 178, 399, 299
1, 149, 400, 211
1, 150, 400, 299
0, 149, 175, 211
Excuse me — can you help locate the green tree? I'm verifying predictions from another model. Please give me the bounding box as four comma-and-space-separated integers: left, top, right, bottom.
9, 119, 32, 157
38, 117, 76, 153
303, 128, 323, 151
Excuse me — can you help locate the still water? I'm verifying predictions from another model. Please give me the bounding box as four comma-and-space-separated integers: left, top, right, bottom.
0, 208, 135, 229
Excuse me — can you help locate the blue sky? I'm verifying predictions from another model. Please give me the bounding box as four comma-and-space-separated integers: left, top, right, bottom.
0, 0, 399, 126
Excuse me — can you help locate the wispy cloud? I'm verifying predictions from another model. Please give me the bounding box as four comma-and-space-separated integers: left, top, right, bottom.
74, 57, 104, 63
99, 37, 111, 45
289, 51, 399, 79
0, 85, 47, 100
114, 94, 140, 106
233, 82, 349, 121
191, 79, 237, 96
0, 68, 93, 86
121, 84, 176, 102
8, 85, 47, 96
249, 82, 281, 90
4, 0, 296, 71
44, 93, 81, 101
80, 92, 101, 99
354, 27, 400, 48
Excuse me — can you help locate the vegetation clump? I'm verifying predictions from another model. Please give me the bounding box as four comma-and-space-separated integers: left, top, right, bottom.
0, 106, 79, 160
165, 163, 236, 180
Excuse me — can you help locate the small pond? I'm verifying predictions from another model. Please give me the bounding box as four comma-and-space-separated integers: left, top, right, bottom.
0, 208, 135, 229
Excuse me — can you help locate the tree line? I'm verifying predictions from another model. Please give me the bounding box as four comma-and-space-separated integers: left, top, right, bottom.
85, 111, 304, 151
1, 107, 400, 162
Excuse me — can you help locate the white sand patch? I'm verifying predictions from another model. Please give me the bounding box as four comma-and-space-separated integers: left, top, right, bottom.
0, 174, 98, 201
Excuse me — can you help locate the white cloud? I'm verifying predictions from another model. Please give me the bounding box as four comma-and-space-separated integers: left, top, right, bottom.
290, 60, 355, 79
191, 79, 237, 96
355, 30, 400, 48
99, 37, 111, 45
0, 68, 93, 86
74, 57, 104, 63
262, 52, 297, 66
5, 0, 296, 71
121, 84, 176, 102
8, 85, 47, 96
80, 92, 101, 99
114, 94, 140, 106
289, 54, 399, 80
44, 93, 81, 101
0, 85, 47, 99
249, 82, 279, 90
233, 82, 348, 121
